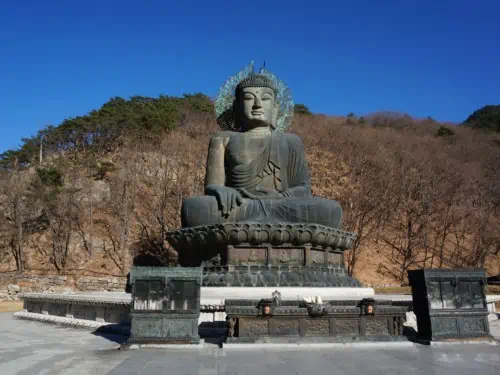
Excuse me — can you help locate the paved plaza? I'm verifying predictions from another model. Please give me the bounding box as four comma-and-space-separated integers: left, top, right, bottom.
0, 312, 499, 375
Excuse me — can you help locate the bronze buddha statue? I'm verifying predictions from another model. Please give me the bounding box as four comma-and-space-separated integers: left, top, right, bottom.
181, 72, 342, 229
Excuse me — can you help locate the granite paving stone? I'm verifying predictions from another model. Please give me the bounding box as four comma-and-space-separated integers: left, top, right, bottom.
1, 312, 499, 375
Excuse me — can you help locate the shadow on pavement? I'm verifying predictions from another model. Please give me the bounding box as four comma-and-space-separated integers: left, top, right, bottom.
92, 324, 130, 344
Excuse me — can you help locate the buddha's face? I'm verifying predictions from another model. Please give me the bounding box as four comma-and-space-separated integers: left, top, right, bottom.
236, 86, 278, 129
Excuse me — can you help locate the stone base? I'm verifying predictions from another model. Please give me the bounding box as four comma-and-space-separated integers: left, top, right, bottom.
225, 298, 408, 341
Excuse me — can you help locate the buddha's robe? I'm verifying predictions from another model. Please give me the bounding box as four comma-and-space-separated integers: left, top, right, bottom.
181, 130, 342, 228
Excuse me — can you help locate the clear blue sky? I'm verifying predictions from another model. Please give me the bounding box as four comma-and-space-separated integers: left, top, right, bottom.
1, 0, 499, 153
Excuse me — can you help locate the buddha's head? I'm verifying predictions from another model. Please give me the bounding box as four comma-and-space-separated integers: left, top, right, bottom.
234, 74, 279, 130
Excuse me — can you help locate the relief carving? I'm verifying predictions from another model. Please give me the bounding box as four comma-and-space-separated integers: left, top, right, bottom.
365, 318, 389, 335
335, 319, 359, 335
241, 318, 269, 337
462, 317, 485, 334
305, 319, 330, 336
433, 318, 458, 335
274, 319, 299, 335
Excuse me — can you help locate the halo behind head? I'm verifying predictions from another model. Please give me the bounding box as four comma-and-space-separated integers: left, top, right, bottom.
215, 62, 294, 132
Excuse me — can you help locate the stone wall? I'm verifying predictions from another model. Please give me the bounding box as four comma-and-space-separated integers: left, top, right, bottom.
0, 273, 127, 301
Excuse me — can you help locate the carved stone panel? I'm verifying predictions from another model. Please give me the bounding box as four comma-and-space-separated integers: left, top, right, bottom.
132, 317, 163, 338
240, 318, 269, 337
328, 252, 343, 266
26, 301, 43, 314
73, 305, 97, 321
270, 248, 304, 265
432, 317, 458, 336
163, 319, 193, 338
365, 318, 389, 335
48, 303, 67, 317
335, 319, 360, 335
229, 247, 267, 265
310, 250, 325, 265
461, 317, 486, 334
305, 319, 330, 336
273, 319, 299, 336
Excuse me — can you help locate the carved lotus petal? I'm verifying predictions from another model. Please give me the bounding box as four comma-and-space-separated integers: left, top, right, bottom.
207, 229, 226, 245
336, 234, 346, 248
259, 271, 278, 286
227, 228, 247, 244
183, 233, 196, 247
237, 272, 256, 286
298, 230, 313, 245
194, 230, 208, 246
311, 230, 326, 247
249, 228, 269, 245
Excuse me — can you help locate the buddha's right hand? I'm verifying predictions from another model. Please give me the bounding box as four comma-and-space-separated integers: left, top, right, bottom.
205, 185, 244, 216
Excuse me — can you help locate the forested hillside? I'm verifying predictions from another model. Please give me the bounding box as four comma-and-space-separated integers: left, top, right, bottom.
1, 95, 499, 285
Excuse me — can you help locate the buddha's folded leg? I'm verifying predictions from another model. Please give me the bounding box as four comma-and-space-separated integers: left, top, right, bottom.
181, 196, 264, 227
181, 196, 220, 227
272, 197, 343, 228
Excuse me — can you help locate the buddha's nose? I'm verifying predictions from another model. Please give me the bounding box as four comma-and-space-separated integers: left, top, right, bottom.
253, 97, 262, 108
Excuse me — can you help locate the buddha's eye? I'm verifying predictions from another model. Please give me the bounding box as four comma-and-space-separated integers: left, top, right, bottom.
243, 95, 254, 101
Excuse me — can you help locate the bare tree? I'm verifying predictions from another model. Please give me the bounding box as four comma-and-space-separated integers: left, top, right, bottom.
99, 144, 140, 274
376, 158, 437, 283
336, 131, 393, 276
134, 131, 206, 265
0, 165, 40, 272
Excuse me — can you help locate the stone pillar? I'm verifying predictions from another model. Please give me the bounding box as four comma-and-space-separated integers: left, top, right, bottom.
66, 304, 74, 318
96, 306, 106, 323
42, 302, 49, 315
304, 246, 311, 266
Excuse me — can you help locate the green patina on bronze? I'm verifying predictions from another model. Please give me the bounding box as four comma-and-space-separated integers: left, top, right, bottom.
127, 266, 202, 345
